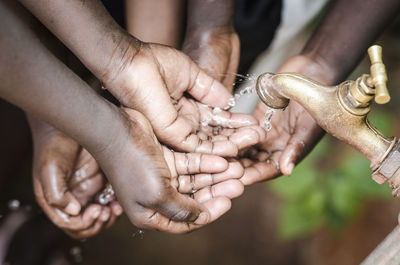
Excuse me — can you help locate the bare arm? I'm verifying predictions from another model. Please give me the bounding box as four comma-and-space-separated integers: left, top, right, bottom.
241, 0, 400, 184
125, 0, 185, 48
0, 0, 204, 230
17, 0, 138, 83
1, 0, 124, 155
300, 0, 400, 84
183, 0, 239, 90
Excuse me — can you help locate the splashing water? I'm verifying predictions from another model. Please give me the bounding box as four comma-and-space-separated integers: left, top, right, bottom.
199, 72, 258, 128
70, 246, 83, 263
97, 183, 115, 205
8, 199, 20, 210
262, 107, 275, 132
132, 229, 145, 239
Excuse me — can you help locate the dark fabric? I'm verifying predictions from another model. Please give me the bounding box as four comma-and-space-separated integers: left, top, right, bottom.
100, 0, 281, 75
101, 0, 125, 28
234, 0, 283, 74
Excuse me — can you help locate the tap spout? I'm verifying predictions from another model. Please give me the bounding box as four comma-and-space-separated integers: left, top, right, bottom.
256, 72, 393, 170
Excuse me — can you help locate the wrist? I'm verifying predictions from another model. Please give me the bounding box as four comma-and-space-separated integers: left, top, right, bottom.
278, 54, 337, 86
185, 25, 235, 40
183, 26, 236, 52
85, 103, 131, 161
95, 33, 143, 89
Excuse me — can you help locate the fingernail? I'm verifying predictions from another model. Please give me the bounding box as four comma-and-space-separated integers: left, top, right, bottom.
194, 212, 209, 225
113, 204, 123, 216
92, 208, 101, 219
65, 202, 80, 216
286, 163, 294, 175
101, 210, 110, 221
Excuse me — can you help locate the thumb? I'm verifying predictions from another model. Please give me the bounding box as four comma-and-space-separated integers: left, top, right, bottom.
154, 187, 209, 225
39, 162, 81, 215
280, 123, 324, 176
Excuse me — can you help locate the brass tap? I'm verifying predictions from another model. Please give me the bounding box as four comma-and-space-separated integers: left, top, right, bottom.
256, 45, 400, 196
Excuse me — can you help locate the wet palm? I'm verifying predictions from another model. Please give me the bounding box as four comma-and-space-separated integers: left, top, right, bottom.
104, 41, 261, 156
104, 108, 245, 233
30, 120, 122, 239
183, 29, 240, 91
238, 56, 327, 185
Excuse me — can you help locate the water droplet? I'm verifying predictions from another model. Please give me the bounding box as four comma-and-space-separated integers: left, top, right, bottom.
201, 118, 211, 127
132, 229, 145, 239
70, 246, 83, 263
8, 200, 20, 210
228, 97, 236, 107
97, 183, 115, 205
212, 107, 222, 115
262, 108, 275, 132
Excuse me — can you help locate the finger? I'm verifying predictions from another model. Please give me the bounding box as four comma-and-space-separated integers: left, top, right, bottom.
180, 133, 239, 156
173, 152, 228, 175
205, 111, 259, 128
188, 69, 234, 109
71, 172, 104, 206
226, 125, 266, 151
64, 206, 111, 239
193, 179, 244, 202
240, 152, 282, 185
239, 157, 253, 168
223, 42, 240, 89
65, 216, 105, 239
99, 206, 111, 223
69, 148, 100, 188
177, 161, 244, 193
55, 204, 101, 231
110, 201, 123, 216
40, 163, 81, 215
279, 123, 324, 176
133, 196, 231, 234
149, 186, 207, 223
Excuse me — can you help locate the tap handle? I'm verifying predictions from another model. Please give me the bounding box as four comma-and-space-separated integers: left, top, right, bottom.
368, 45, 390, 104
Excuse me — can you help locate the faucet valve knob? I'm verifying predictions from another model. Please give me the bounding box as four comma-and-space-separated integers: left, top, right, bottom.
368, 45, 390, 104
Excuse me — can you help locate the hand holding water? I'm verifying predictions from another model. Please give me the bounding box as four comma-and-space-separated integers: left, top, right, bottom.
103, 41, 264, 156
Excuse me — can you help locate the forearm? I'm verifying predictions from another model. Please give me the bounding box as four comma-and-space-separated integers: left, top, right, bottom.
186, 0, 234, 31
125, 0, 185, 48
301, 0, 400, 84
0, 0, 126, 156
17, 0, 139, 84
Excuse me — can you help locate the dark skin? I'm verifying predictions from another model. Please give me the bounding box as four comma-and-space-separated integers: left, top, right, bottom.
0, 0, 258, 233
183, 0, 239, 91
125, 0, 185, 49
238, 0, 400, 185
26, 0, 256, 237
29, 117, 123, 239
17, 0, 263, 157
23, 13, 122, 238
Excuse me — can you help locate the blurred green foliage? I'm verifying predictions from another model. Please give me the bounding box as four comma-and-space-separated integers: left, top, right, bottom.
269, 108, 396, 240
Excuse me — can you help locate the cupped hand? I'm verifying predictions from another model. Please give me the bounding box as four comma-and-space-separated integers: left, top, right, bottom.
103, 40, 262, 156
183, 27, 240, 92
238, 55, 327, 185
30, 119, 122, 239
102, 108, 245, 233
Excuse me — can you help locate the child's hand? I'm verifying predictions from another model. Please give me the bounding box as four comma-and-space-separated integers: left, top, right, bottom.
30, 119, 122, 239
101, 108, 245, 233
103, 41, 264, 157
183, 27, 240, 92
237, 56, 327, 185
